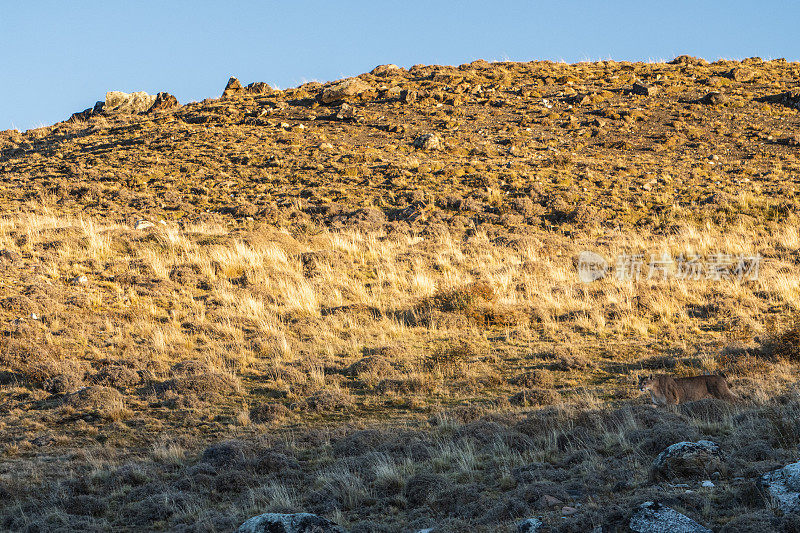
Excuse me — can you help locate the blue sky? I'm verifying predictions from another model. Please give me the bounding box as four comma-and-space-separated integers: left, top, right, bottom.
1, 1, 797, 131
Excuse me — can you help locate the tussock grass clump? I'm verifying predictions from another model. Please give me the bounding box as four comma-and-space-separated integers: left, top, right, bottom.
426, 339, 483, 376
761, 315, 800, 362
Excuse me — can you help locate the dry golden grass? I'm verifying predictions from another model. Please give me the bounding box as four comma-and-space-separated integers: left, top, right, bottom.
2, 56, 800, 531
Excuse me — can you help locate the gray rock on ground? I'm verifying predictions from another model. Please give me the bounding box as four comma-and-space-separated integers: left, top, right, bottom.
101, 91, 158, 114
321, 77, 371, 104
651, 440, 725, 481
413, 133, 442, 151
629, 502, 711, 533
370, 64, 402, 77
762, 460, 800, 514
516, 517, 544, 532
236, 512, 345, 533
632, 80, 658, 96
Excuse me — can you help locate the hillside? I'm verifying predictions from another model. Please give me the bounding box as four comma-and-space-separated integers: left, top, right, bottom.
1, 57, 800, 531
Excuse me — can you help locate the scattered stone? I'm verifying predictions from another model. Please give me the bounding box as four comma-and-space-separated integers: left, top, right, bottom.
371, 64, 402, 77
729, 67, 755, 82
701, 480, 714, 488
413, 133, 442, 151
335, 103, 355, 120
699, 92, 728, 106
668, 55, 708, 66
245, 82, 272, 95
516, 517, 544, 532
651, 440, 725, 481
148, 92, 179, 113
321, 77, 371, 104
386, 86, 403, 99
101, 91, 158, 114
236, 512, 345, 533
632, 81, 658, 96
538, 494, 563, 508
71, 275, 88, 285
222, 77, 243, 98
0, 249, 19, 263
134, 220, 155, 230
629, 502, 712, 533
561, 506, 578, 516
68, 108, 96, 123
761, 460, 800, 514
401, 89, 418, 104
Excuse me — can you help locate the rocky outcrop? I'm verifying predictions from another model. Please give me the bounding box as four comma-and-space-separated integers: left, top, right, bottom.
762, 461, 800, 514
370, 64, 402, 77
148, 92, 179, 113
651, 440, 725, 481
222, 77, 244, 98
236, 512, 345, 533
321, 77, 370, 104
68, 90, 178, 122
102, 91, 158, 114
245, 81, 272, 95
629, 502, 712, 533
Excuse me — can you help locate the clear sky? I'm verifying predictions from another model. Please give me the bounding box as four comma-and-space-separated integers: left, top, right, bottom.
1, 1, 797, 131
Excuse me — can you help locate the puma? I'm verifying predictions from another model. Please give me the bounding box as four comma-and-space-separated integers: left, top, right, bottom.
638, 374, 738, 405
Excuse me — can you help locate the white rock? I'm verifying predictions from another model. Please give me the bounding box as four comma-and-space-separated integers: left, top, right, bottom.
236, 512, 344, 533
629, 502, 711, 533
101, 91, 157, 114
134, 220, 155, 230
762, 461, 800, 513
701, 480, 714, 488
516, 518, 544, 532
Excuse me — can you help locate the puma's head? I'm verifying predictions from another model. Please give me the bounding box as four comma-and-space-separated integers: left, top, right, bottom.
638, 374, 655, 392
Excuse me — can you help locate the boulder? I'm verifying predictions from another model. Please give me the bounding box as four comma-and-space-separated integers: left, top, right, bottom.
668, 55, 708, 66
729, 67, 755, 82
371, 64, 402, 77
245, 82, 272, 95
761, 461, 800, 514
699, 92, 728, 106
517, 517, 544, 532
632, 81, 658, 96
413, 133, 442, 151
629, 502, 712, 533
68, 108, 96, 123
101, 91, 158, 114
321, 77, 370, 104
222, 77, 243, 98
651, 440, 725, 481
236, 513, 345, 533
148, 92, 179, 113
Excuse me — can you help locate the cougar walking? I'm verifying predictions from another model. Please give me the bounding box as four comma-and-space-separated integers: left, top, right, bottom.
638, 374, 738, 405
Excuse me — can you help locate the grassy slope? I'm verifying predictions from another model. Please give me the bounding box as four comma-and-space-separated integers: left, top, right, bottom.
0, 56, 799, 531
